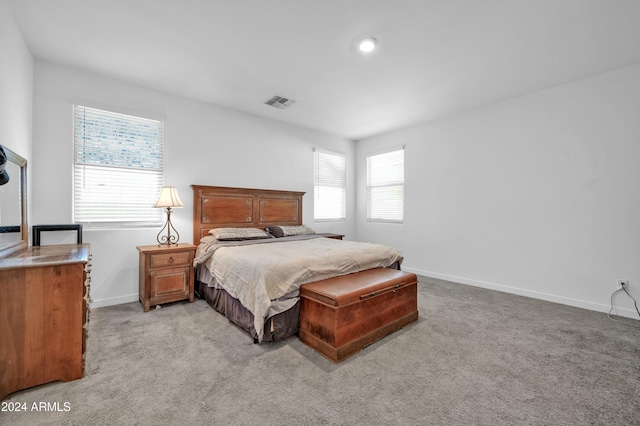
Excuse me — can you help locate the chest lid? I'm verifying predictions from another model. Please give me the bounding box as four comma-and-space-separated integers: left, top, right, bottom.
300, 268, 417, 307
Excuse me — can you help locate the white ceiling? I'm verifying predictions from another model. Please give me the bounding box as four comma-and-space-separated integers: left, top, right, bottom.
9, 0, 640, 140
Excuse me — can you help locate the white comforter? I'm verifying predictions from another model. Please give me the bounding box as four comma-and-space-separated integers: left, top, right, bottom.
195, 236, 403, 341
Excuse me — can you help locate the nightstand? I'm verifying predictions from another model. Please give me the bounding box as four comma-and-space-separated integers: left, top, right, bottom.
318, 233, 344, 240
137, 244, 197, 312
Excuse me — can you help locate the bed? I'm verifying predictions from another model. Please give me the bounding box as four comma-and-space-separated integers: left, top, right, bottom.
191, 185, 403, 342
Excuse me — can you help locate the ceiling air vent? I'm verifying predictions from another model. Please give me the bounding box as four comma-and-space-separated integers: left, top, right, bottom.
264, 95, 297, 110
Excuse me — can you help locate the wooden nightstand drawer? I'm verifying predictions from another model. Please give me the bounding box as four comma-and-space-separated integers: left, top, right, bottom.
150, 252, 191, 268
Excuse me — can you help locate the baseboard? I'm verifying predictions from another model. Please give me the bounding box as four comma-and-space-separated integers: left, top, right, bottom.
90, 294, 138, 309
402, 266, 640, 320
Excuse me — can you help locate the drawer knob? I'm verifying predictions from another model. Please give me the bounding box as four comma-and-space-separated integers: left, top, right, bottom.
168, 256, 174, 263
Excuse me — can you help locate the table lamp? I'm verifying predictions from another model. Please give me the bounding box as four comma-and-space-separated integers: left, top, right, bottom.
154, 186, 184, 246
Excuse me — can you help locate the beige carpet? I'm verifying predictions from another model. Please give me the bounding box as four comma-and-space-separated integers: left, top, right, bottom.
2, 276, 639, 425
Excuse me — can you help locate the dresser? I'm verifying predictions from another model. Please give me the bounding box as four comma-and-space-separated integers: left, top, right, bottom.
137, 244, 196, 312
0, 243, 91, 401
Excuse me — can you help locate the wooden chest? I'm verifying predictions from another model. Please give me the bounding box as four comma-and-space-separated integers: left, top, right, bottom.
299, 268, 418, 363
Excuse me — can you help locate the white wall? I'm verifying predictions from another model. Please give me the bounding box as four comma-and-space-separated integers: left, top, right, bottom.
24, 32, 640, 319
356, 64, 640, 319
0, 0, 33, 166
32, 61, 355, 307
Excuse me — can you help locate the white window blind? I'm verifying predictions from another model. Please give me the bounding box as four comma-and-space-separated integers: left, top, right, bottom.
74, 105, 164, 226
314, 148, 346, 221
367, 147, 404, 223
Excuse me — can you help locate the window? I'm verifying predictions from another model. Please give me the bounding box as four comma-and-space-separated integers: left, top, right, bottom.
314, 148, 346, 221
74, 105, 164, 227
366, 147, 404, 223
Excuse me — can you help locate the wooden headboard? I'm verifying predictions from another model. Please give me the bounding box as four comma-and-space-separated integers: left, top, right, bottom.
191, 185, 305, 244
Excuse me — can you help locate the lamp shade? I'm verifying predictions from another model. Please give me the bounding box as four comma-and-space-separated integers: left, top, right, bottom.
154, 186, 184, 208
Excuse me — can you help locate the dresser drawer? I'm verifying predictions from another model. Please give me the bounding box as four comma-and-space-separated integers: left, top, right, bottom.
150, 251, 191, 268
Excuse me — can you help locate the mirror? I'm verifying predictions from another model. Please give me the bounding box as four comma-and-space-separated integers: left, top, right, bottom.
0, 145, 27, 257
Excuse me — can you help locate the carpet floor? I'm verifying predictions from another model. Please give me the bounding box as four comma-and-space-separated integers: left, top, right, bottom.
1, 276, 639, 425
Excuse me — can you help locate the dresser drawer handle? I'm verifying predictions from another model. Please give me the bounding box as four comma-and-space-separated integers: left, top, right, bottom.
168, 257, 174, 264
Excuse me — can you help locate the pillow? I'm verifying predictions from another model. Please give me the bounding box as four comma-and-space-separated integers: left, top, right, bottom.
208, 227, 271, 241
266, 225, 316, 238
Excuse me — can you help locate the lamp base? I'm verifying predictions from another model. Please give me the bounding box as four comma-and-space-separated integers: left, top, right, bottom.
156, 207, 180, 246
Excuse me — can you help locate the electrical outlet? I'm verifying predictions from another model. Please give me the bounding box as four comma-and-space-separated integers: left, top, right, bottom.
617, 279, 629, 290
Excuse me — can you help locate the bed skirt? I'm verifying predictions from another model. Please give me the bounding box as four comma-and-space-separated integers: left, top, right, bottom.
195, 260, 401, 343
195, 279, 300, 342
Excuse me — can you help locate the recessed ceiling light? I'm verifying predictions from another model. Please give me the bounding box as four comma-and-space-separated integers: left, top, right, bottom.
358, 37, 377, 53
